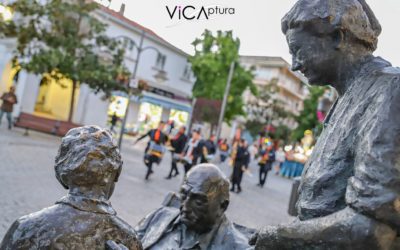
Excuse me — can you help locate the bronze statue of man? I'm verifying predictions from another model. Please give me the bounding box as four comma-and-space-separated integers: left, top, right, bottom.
0, 126, 142, 250
135, 164, 251, 249
251, 0, 400, 249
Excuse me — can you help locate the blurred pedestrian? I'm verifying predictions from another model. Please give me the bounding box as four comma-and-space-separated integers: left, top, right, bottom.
218, 138, 230, 163
228, 138, 240, 167
134, 121, 167, 180
165, 126, 187, 179
200, 134, 216, 163
181, 129, 204, 174
257, 144, 276, 187
109, 112, 118, 133
0, 86, 18, 130
230, 139, 250, 193
274, 146, 286, 175
165, 120, 175, 135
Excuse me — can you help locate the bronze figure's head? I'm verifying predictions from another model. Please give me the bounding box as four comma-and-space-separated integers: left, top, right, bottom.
282, 0, 381, 86
55, 125, 122, 200
180, 164, 230, 233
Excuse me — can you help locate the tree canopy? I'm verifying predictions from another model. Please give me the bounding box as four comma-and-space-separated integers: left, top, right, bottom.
290, 86, 328, 142
1, 0, 130, 121
189, 30, 257, 123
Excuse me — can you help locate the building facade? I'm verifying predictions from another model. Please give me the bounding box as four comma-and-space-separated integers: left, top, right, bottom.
240, 56, 308, 129
0, 4, 195, 133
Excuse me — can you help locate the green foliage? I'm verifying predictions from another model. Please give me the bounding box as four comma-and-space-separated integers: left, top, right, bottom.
189, 30, 257, 123
290, 86, 327, 142
245, 78, 294, 140
0, 8, 16, 37
272, 124, 291, 143
245, 120, 264, 138
1, 0, 130, 121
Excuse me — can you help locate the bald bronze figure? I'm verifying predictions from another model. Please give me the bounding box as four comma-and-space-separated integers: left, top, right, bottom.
0, 126, 142, 250
135, 164, 251, 250
251, 0, 400, 249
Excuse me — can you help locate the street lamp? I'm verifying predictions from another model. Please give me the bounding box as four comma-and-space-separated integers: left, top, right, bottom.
216, 61, 235, 143
116, 30, 167, 149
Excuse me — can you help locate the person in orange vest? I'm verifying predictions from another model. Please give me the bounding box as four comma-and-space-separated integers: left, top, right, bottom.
218, 138, 230, 163
135, 121, 167, 180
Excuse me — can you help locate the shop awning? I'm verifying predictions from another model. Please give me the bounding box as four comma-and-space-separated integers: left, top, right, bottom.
112, 91, 192, 113
140, 92, 192, 113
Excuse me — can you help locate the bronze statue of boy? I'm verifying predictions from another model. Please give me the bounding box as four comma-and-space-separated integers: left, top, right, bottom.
0, 126, 142, 250
251, 0, 400, 249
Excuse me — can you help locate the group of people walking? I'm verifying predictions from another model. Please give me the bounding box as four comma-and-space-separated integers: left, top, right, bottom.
228, 138, 278, 193
135, 121, 217, 181
135, 122, 284, 196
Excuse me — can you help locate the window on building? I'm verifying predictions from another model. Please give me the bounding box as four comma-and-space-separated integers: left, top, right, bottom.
155, 54, 166, 70
170, 109, 189, 127
182, 64, 192, 81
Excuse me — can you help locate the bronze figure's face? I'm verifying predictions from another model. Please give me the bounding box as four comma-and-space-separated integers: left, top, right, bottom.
282, 0, 381, 88
179, 164, 229, 233
286, 28, 339, 86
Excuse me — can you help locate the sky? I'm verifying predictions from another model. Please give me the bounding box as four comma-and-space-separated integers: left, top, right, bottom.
104, 0, 400, 66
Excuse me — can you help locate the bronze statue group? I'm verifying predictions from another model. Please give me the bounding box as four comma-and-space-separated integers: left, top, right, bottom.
0, 126, 252, 249
1, 0, 400, 249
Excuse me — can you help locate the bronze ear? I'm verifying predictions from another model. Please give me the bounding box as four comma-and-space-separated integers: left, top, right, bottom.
334, 29, 345, 50
114, 165, 122, 182
59, 173, 69, 190
221, 200, 229, 211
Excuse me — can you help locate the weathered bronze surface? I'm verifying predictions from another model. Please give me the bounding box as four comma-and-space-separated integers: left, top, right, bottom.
251, 0, 400, 249
252, 0, 400, 249
135, 164, 252, 249
0, 126, 142, 250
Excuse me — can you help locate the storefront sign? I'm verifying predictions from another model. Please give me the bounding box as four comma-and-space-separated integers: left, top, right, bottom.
147, 86, 175, 99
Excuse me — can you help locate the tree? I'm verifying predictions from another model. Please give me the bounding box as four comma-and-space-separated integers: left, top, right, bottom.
291, 86, 327, 142
192, 98, 221, 135
1, 0, 130, 122
245, 78, 293, 139
0, 5, 16, 36
189, 30, 257, 123
272, 124, 291, 142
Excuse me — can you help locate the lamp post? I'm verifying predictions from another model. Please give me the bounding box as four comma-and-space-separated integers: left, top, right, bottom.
116, 30, 167, 149
216, 61, 235, 143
